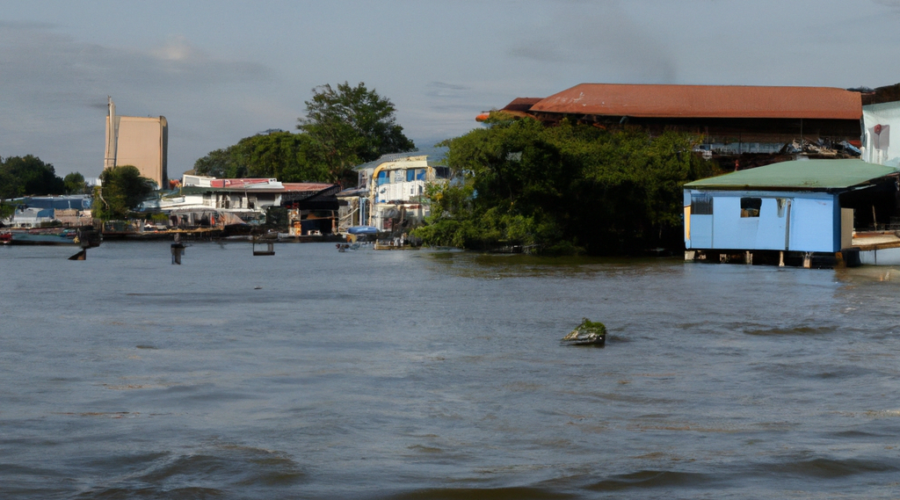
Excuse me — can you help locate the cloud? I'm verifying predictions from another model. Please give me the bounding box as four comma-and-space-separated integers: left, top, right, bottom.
508, 42, 564, 63
151, 36, 196, 62
0, 23, 267, 98
0, 20, 56, 30
872, 0, 900, 7
507, 1, 677, 83
425, 81, 471, 99
0, 22, 273, 176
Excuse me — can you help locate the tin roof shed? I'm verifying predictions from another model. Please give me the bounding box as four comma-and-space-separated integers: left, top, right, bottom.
686, 159, 897, 191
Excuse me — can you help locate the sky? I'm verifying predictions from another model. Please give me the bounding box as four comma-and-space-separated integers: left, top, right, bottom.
3, 0, 900, 179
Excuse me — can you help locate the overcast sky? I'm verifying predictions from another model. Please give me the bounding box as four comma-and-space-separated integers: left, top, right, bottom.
3, 0, 900, 178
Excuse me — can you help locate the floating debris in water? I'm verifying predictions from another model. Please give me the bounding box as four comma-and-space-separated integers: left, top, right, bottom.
561, 318, 607, 346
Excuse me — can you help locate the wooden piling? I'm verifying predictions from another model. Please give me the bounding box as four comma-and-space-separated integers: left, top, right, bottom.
171, 243, 185, 265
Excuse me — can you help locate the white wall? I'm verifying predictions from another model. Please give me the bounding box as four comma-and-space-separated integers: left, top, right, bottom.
863, 102, 900, 167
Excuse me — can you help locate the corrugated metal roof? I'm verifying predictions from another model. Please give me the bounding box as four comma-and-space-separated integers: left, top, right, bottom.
353, 153, 427, 171
501, 97, 543, 113
531, 84, 862, 120
180, 182, 338, 195
282, 183, 336, 192
685, 159, 897, 190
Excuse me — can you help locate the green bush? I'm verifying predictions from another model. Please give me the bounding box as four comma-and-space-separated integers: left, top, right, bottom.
414, 120, 719, 255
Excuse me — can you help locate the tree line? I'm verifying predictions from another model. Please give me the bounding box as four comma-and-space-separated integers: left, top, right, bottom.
192, 82, 415, 186
0, 155, 87, 198
0, 155, 88, 218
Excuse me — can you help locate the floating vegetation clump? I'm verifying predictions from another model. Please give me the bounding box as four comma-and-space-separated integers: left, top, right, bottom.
561, 318, 607, 346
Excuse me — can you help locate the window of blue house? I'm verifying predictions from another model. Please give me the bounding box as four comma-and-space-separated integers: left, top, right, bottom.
740, 197, 762, 218
691, 193, 713, 215
377, 171, 390, 186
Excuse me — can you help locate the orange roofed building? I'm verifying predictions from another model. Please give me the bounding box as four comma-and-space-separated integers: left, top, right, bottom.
480, 83, 864, 169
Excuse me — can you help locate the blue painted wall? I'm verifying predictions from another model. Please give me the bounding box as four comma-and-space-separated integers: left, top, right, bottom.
685, 190, 839, 252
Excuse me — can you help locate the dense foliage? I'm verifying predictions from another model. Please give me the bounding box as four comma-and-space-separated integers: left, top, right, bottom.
0, 155, 66, 199
193, 132, 328, 182
194, 82, 415, 186
93, 165, 156, 220
298, 82, 415, 184
414, 118, 719, 255
0, 155, 73, 219
63, 172, 87, 195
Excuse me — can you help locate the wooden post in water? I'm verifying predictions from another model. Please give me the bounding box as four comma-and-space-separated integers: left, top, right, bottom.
252, 233, 276, 256
171, 244, 185, 264
171, 233, 185, 265
68, 228, 91, 260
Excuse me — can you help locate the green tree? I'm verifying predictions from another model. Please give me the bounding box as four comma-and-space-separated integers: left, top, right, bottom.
0, 155, 65, 197
0, 168, 17, 202
241, 132, 329, 181
414, 119, 719, 255
297, 82, 415, 185
194, 145, 246, 179
193, 132, 330, 182
0, 169, 14, 220
64, 172, 86, 194
93, 165, 156, 220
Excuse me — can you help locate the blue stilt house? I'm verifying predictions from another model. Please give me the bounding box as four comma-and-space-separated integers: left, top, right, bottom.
683, 159, 898, 266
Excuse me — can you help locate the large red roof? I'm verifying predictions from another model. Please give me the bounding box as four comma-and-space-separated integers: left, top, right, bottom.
501, 97, 543, 113
530, 83, 862, 120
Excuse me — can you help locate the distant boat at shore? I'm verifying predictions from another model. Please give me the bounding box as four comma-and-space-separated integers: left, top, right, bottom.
2, 228, 100, 247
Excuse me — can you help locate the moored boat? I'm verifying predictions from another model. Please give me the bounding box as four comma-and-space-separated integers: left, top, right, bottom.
7, 228, 78, 245
6, 228, 101, 247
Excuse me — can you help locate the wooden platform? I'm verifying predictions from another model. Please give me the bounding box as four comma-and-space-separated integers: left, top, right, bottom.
373, 243, 419, 250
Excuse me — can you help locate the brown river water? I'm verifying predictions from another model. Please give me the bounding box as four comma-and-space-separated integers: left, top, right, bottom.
2, 241, 900, 499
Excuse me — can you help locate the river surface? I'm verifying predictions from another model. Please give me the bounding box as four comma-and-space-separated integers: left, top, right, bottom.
2, 241, 900, 499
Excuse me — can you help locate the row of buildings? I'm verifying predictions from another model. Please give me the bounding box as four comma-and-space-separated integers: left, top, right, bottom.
0, 195, 93, 228
14, 82, 900, 266
148, 155, 449, 237
0, 154, 448, 237
481, 81, 900, 266
93, 97, 450, 237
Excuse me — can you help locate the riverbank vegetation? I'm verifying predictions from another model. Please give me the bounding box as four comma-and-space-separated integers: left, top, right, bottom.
413, 118, 720, 255
193, 82, 415, 186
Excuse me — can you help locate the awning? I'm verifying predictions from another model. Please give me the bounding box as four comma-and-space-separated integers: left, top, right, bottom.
348, 226, 379, 235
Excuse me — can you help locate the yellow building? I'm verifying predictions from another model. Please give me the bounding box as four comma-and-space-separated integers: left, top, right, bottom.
104, 98, 168, 189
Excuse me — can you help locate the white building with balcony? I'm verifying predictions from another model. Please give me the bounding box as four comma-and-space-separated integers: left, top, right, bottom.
344, 154, 450, 232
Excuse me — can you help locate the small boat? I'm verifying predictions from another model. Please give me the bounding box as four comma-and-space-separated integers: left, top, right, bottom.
5, 228, 102, 247
336, 243, 361, 252
6, 228, 79, 246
